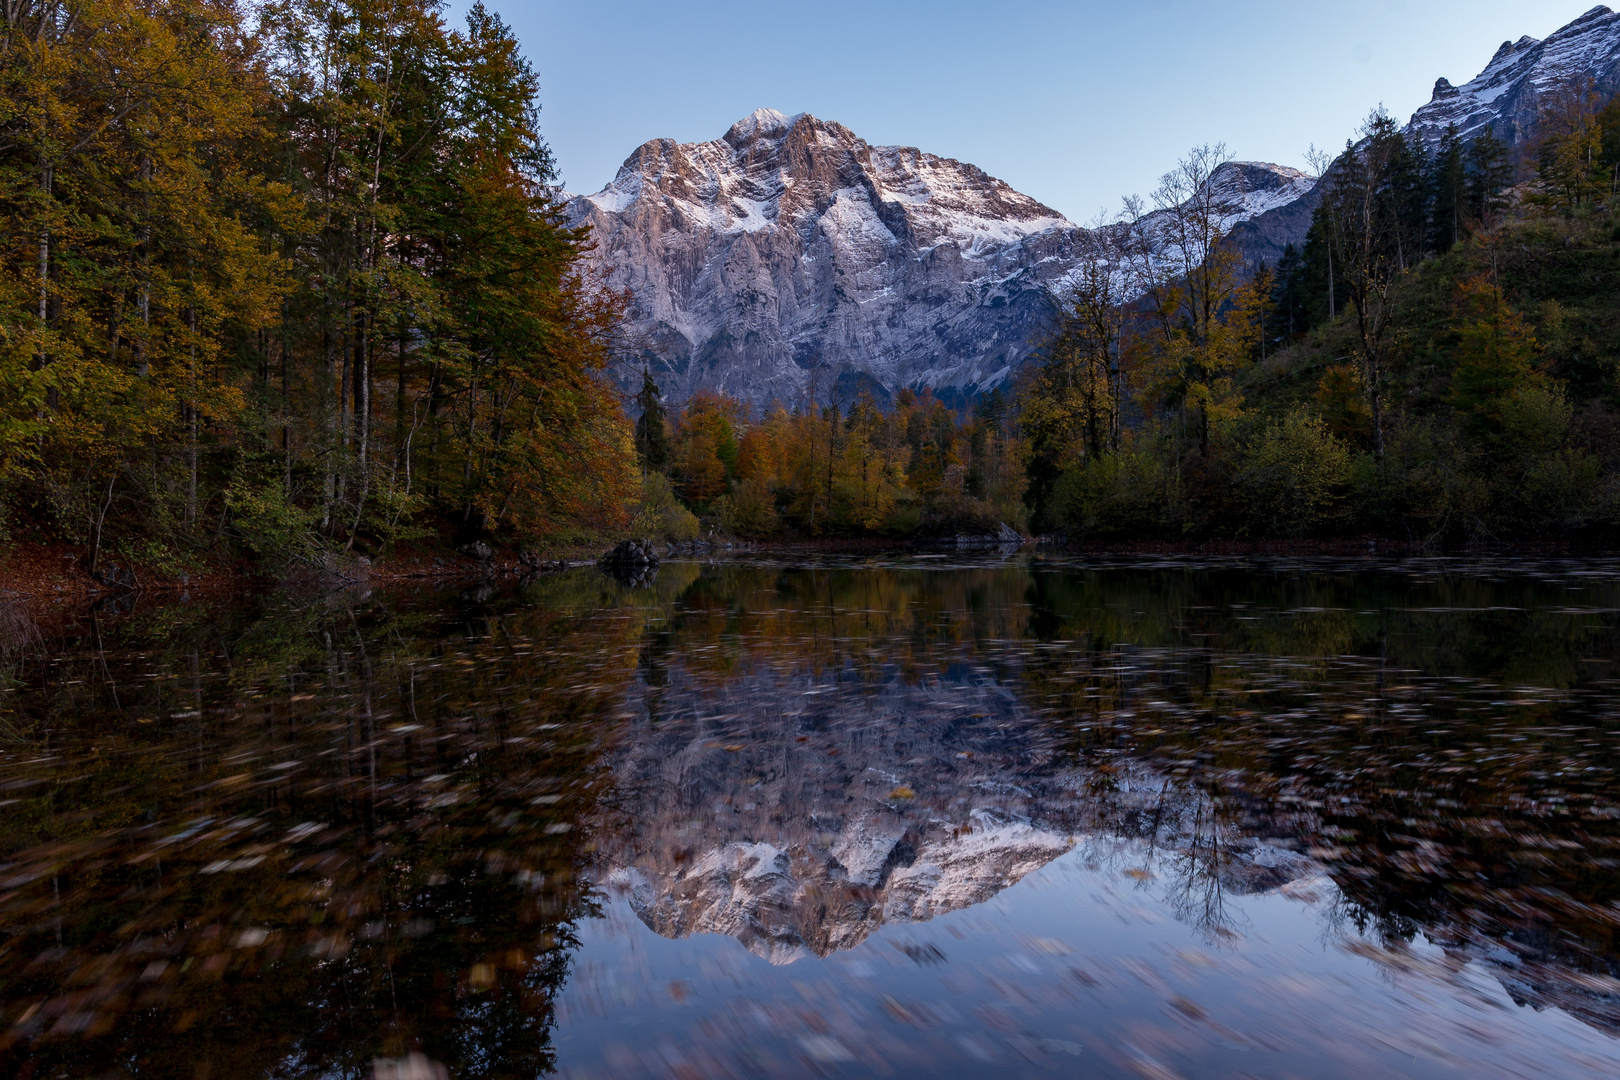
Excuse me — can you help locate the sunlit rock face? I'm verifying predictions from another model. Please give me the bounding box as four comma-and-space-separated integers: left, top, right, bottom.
593, 667, 1318, 963
564, 110, 1304, 407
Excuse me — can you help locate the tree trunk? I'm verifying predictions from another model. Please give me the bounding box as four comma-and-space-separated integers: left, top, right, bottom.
135, 155, 150, 377
186, 307, 198, 529
282, 296, 292, 499
1326, 245, 1336, 321
36, 159, 52, 411
1368, 356, 1385, 463
89, 474, 115, 578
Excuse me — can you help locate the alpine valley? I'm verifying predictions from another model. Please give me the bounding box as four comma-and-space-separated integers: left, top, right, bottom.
566, 6, 1620, 407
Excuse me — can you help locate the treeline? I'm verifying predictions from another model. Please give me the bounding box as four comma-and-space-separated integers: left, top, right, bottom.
0, 0, 634, 575
1024, 95, 1620, 543
630, 373, 1024, 540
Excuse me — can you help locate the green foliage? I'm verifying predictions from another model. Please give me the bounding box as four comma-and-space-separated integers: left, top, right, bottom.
716, 475, 779, 538
1027, 94, 1620, 547
634, 368, 671, 474
1237, 408, 1353, 536
629, 471, 699, 543
224, 465, 323, 565
1047, 433, 1172, 538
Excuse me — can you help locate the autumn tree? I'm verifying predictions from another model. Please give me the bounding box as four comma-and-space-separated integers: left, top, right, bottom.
1125, 144, 1250, 455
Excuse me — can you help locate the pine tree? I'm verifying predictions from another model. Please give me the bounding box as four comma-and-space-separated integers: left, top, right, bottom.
634, 368, 670, 475
1382, 125, 1431, 269
1602, 96, 1620, 197
1466, 130, 1514, 226
1429, 125, 1467, 252
1267, 244, 1311, 341
1301, 204, 1337, 325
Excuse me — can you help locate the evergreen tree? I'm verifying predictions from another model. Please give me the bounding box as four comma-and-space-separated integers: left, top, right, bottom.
1466, 130, 1514, 226
1429, 125, 1468, 252
1300, 203, 1337, 326
1601, 96, 1620, 197
0, 0, 636, 562
1267, 244, 1311, 341
1382, 125, 1432, 269
634, 368, 670, 474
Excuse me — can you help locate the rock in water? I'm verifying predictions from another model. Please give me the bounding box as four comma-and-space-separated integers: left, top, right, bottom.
600, 540, 661, 585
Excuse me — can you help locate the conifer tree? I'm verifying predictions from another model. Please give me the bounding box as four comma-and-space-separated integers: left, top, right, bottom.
1383, 127, 1432, 269
634, 368, 670, 475
1429, 125, 1468, 252
1466, 130, 1514, 226
1267, 244, 1311, 341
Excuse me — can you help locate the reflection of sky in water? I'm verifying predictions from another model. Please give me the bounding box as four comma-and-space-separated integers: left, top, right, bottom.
557, 844, 1620, 1079
557, 633, 1620, 1080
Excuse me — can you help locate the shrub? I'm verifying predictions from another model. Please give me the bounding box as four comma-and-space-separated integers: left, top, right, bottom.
1050, 435, 1172, 538
629, 473, 699, 542
716, 476, 780, 538
1236, 408, 1352, 536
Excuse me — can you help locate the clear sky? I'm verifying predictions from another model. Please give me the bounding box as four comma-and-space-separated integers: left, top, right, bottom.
466, 0, 1607, 221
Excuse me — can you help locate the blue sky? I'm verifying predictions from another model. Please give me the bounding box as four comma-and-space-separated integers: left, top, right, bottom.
471, 0, 1605, 220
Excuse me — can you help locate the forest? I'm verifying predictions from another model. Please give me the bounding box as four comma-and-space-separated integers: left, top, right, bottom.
0, 0, 634, 579
4, 0, 1620, 578
1020, 93, 1620, 544
636, 91, 1620, 547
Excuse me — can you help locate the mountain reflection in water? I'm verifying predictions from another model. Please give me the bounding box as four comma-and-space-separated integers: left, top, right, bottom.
1, 555, 1619, 1078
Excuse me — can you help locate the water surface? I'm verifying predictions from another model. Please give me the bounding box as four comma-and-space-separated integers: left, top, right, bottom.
2, 555, 1619, 1078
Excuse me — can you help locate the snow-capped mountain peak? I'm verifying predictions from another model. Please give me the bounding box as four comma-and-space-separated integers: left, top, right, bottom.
725, 107, 805, 144
565, 111, 1293, 405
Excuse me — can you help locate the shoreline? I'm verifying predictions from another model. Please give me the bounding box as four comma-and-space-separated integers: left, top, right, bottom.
7, 533, 1619, 624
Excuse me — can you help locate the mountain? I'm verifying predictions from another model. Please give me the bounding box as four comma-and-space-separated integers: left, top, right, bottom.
1237, 6, 1620, 261
567, 9, 1620, 407
593, 666, 1317, 965
565, 110, 1303, 406
1407, 5, 1620, 148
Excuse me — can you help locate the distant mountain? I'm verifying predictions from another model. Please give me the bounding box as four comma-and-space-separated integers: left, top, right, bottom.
567, 8, 1620, 406
1237, 5, 1620, 262
565, 110, 1302, 406
1407, 5, 1620, 148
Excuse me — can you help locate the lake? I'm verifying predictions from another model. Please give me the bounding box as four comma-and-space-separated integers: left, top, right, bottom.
2, 554, 1619, 1079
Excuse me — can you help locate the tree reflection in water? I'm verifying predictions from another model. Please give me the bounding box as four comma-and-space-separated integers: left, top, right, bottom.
0, 578, 646, 1079
0, 555, 1618, 1076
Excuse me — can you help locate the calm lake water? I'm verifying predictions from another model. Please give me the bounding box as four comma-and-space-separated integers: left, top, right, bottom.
3, 554, 1620, 1079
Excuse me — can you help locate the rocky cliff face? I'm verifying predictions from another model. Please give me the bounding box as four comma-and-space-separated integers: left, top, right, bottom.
566, 109, 1083, 407
1406, 5, 1620, 148
565, 110, 1303, 406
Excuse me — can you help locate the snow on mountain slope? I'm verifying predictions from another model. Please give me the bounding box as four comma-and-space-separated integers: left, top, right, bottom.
566, 110, 1300, 406
592, 667, 1315, 965
1407, 5, 1620, 146
1202, 8, 1620, 267
1204, 161, 1316, 231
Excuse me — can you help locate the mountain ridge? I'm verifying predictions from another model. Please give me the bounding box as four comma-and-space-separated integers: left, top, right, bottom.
565, 111, 1302, 405
567, 8, 1620, 406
